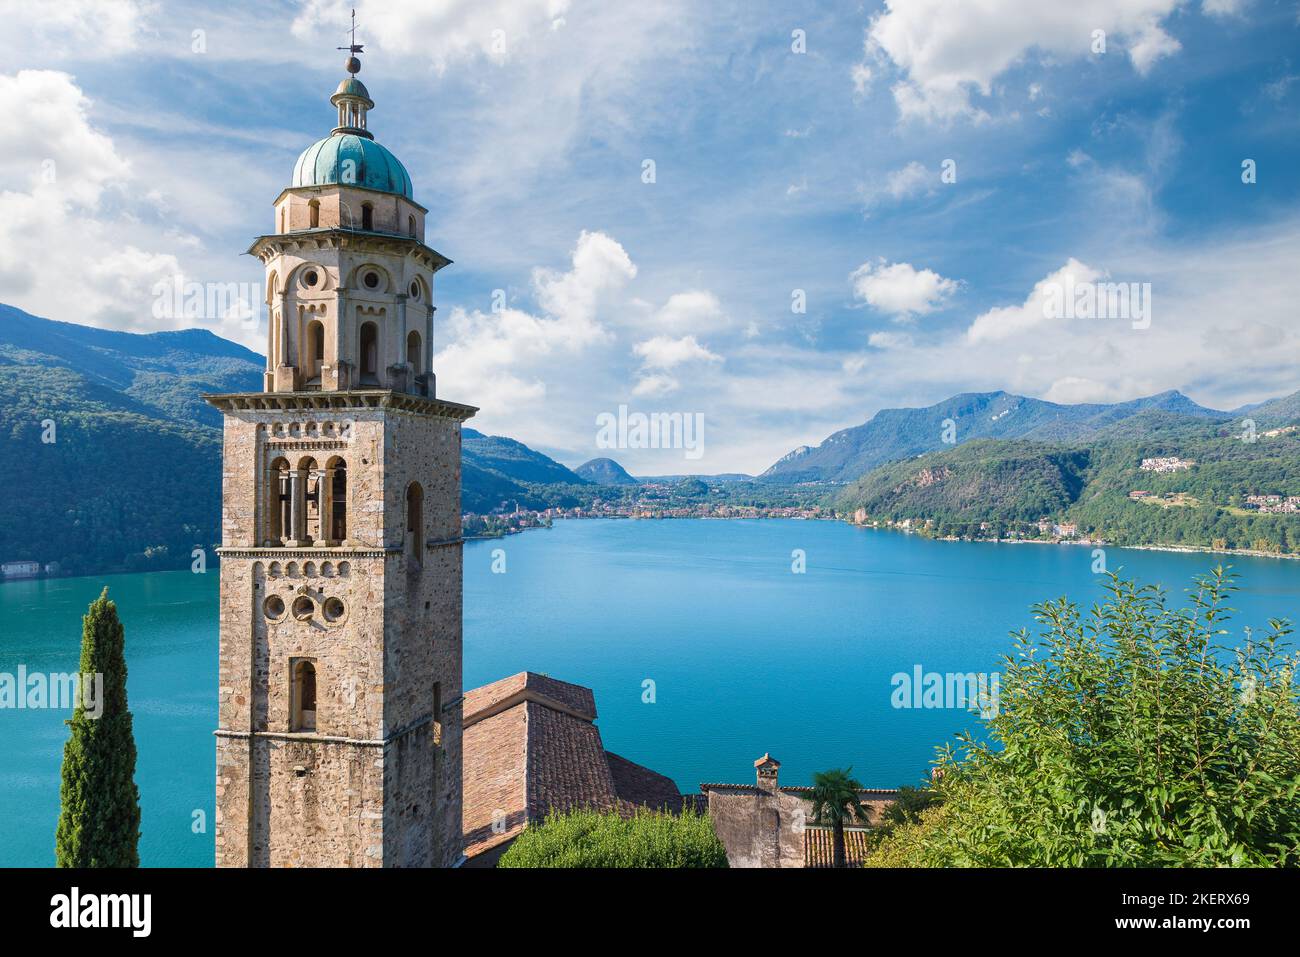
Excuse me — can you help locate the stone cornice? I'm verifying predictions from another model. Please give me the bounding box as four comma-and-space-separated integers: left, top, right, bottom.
216, 546, 390, 559
246, 228, 451, 274
202, 389, 477, 421
216, 537, 464, 560
215, 711, 434, 749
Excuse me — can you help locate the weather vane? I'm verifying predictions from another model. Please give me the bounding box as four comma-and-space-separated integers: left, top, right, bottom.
337, 8, 363, 74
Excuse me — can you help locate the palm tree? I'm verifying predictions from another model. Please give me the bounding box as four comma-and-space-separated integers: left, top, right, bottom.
805, 767, 872, 868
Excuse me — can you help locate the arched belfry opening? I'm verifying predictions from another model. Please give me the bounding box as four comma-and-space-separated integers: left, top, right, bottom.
266, 457, 291, 545
326, 456, 348, 543
299, 457, 321, 544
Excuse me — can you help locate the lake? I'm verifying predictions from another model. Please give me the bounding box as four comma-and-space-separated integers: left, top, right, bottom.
2, 518, 1297, 866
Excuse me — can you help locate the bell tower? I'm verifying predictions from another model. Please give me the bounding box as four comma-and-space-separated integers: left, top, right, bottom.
207, 37, 476, 868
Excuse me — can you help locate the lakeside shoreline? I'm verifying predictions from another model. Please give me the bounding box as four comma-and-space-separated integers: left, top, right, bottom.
7, 512, 1297, 585
843, 517, 1300, 562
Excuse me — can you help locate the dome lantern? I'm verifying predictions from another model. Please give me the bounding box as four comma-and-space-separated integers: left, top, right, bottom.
287, 20, 414, 199
330, 18, 373, 139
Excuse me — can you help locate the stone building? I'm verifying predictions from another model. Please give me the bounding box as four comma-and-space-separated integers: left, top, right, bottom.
699, 755, 897, 868
206, 46, 476, 867
461, 672, 682, 867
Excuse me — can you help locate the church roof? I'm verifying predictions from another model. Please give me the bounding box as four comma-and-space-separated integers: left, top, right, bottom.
462, 672, 683, 860
291, 132, 413, 199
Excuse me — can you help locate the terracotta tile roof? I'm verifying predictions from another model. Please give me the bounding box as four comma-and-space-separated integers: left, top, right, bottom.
463, 671, 596, 726
462, 703, 529, 858
524, 699, 618, 819
606, 751, 683, 812
462, 672, 681, 860
803, 827, 873, 868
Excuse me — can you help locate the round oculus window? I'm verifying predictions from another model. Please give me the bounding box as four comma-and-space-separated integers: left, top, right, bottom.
323, 597, 347, 623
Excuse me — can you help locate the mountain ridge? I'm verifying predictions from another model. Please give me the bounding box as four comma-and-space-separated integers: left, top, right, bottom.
760, 388, 1246, 484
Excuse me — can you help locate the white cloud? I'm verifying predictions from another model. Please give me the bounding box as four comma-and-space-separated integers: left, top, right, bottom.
433, 230, 636, 418
851, 259, 959, 320
631, 373, 680, 397
531, 229, 637, 347
0, 71, 130, 204
865, 0, 1188, 123
889, 161, 931, 197
292, 0, 572, 68
1202, 0, 1247, 15
867, 330, 912, 349
851, 61, 873, 97
652, 290, 728, 332
633, 335, 722, 370
0, 0, 151, 60
1042, 376, 1119, 404
0, 70, 218, 339
965, 258, 1103, 343
291, 0, 689, 198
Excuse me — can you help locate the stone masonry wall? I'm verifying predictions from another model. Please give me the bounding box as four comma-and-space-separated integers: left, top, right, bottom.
215, 399, 466, 867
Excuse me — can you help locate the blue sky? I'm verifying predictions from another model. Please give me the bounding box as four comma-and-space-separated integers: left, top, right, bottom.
3, 0, 1299, 473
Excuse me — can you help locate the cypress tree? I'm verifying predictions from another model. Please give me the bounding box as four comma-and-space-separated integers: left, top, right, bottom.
55, 587, 141, 867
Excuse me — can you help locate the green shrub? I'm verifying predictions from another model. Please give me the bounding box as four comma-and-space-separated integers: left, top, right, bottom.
498, 807, 729, 868
871, 569, 1300, 867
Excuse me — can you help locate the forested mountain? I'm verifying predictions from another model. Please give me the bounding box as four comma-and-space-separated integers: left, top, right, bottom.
4, 303, 1298, 572
574, 457, 639, 485
837, 411, 1300, 554
463, 428, 586, 485
762, 389, 1228, 483
0, 305, 583, 574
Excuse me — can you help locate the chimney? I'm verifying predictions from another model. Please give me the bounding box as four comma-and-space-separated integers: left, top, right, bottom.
754, 753, 780, 793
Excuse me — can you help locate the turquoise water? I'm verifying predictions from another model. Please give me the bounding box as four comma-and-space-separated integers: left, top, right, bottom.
2, 519, 1297, 866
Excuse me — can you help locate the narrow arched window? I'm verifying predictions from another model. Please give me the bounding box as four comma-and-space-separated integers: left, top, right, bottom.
406, 482, 424, 562
407, 214, 416, 238
328, 457, 347, 542
305, 319, 325, 385
291, 659, 317, 732
359, 322, 379, 383
309, 199, 320, 228
407, 330, 421, 374
361, 203, 373, 231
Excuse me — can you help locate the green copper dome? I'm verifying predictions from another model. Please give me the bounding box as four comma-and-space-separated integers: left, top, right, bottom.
291, 133, 413, 200
333, 76, 372, 102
